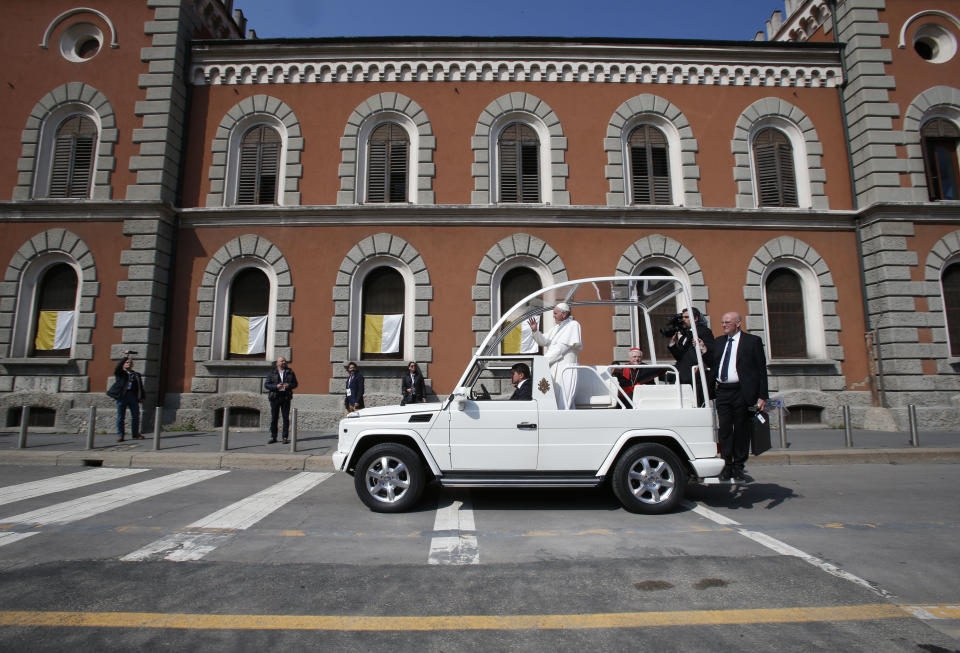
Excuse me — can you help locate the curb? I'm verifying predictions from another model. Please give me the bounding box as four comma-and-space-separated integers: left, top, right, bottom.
1, 448, 958, 472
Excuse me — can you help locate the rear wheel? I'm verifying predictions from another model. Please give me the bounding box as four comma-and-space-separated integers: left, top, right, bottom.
611, 443, 687, 514
354, 443, 425, 513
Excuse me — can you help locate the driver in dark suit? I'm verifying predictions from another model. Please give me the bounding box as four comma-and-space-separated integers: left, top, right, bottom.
706, 311, 768, 481
509, 362, 533, 400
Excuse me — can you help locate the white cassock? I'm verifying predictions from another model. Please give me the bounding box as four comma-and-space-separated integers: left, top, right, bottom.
532, 317, 583, 409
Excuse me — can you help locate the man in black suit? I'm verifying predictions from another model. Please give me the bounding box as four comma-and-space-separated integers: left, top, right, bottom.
509, 362, 533, 400
708, 312, 768, 481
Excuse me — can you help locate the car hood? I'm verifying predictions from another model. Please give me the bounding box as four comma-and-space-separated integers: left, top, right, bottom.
346, 402, 444, 419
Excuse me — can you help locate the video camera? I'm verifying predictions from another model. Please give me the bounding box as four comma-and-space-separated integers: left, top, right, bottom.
659, 313, 686, 338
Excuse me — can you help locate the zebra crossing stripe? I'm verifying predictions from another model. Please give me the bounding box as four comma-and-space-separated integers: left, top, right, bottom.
428, 493, 479, 565
0, 470, 229, 530
0, 468, 149, 507
0, 532, 36, 547
121, 472, 332, 562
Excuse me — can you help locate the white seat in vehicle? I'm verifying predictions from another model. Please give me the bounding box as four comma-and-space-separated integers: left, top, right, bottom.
572, 367, 617, 409
632, 383, 683, 409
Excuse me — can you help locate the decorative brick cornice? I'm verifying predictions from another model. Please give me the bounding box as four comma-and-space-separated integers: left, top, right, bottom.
191, 40, 842, 88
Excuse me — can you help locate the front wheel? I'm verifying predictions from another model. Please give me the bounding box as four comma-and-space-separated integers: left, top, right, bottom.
354, 443, 425, 513
611, 443, 687, 514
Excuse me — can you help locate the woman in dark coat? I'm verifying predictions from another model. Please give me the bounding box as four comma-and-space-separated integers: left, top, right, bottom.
401, 362, 426, 404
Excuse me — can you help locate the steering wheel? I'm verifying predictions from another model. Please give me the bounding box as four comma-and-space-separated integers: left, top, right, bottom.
470, 384, 492, 401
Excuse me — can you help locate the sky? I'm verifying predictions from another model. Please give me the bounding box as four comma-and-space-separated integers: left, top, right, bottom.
235, 0, 788, 42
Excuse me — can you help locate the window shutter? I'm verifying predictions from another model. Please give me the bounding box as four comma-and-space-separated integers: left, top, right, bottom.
754, 128, 798, 207
628, 125, 671, 205
236, 126, 280, 205
767, 269, 806, 358
367, 141, 387, 203
48, 116, 96, 199
367, 123, 408, 203
520, 143, 539, 202
499, 123, 538, 203
389, 141, 407, 202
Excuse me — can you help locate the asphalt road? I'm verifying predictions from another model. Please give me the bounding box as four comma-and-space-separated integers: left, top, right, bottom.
0, 463, 957, 651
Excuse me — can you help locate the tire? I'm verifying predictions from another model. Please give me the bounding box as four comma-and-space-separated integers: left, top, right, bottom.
611, 443, 687, 514
354, 443, 425, 513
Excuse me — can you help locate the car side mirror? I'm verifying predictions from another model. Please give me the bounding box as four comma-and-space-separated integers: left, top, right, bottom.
451, 389, 467, 411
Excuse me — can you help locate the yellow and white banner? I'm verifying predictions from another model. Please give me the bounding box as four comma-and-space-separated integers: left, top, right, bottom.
229, 315, 267, 355
502, 317, 539, 354
363, 314, 402, 354
34, 310, 74, 351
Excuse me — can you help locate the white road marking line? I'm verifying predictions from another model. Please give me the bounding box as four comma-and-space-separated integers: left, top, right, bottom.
0, 532, 36, 547
0, 468, 149, 507
0, 470, 229, 530
683, 500, 894, 600
428, 493, 479, 565
121, 472, 332, 562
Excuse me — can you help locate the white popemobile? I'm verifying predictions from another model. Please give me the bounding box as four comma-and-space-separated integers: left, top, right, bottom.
332, 276, 725, 514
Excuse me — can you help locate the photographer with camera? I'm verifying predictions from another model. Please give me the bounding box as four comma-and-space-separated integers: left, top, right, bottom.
665, 307, 714, 396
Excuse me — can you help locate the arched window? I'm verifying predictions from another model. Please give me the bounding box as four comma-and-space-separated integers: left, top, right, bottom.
942, 262, 960, 356
500, 267, 542, 354
922, 119, 960, 201
628, 125, 672, 205
367, 122, 408, 203
498, 123, 539, 203
31, 263, 77, 357
361, 267, 405, 360
637, 266, 674, 362
236, 125, 281, 205
766, 268, 807, 358
227, 268, 269, 359
48, 115, 96, 198
753, 128, 798, 207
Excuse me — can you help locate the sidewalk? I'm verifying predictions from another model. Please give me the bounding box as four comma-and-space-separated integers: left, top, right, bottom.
0, 428, 958, 471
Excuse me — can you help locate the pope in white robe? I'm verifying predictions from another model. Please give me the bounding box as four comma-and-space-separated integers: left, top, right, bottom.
529, 303, 583, 409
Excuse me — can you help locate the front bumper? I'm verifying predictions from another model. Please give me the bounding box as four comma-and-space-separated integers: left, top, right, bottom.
332, 451, 348, 471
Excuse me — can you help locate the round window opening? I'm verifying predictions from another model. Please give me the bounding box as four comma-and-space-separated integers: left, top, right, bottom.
59, 23, 103, 62
913, 23, 958, 64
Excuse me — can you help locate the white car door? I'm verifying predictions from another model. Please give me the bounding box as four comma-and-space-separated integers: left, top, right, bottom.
448, 399, 538, 470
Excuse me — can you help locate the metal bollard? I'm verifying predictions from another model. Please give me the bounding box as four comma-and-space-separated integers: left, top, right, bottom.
290, 407, 298, 453
85, 406, 96, 449
843, 405, 853, 448
18, 405, 30, 448
777, 404, 787, 448
908, 404, 920, 447
220, 406, 230, 452
153, 407, 162, 451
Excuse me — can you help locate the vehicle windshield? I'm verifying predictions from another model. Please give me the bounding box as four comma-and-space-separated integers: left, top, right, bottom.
479, 276, 686, 357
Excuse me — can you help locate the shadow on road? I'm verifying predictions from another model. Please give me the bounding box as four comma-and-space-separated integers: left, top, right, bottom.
686, 480, 801, 510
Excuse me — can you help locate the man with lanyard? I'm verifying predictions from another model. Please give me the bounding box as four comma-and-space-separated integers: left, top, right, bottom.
528, 302, 582, 409
265, 356, 298, 444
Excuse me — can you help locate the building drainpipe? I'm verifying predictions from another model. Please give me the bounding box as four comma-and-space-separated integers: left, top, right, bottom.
828, 0, 886, 407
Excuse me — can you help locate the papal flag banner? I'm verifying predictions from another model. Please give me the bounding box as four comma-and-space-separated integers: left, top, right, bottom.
502, 316, 539, 354
363, 314, 402, 354
34, 310, 74, 351
229, 315, 267, 355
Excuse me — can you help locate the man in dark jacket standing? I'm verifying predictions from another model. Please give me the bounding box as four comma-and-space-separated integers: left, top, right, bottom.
345, 361, 364, 414
265, 356, 298, 444
401, 362, 426, 404
708, 312, 768, 481
113, 350, 146, 442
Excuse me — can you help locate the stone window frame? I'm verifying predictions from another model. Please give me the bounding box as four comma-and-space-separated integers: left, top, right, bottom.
731, 98, 827, 210
604, 94, 702, 208
745, 236, 841, 365
0, 229, 98, 381
471, 234, 568, 350
337, 93, 436, 205
191, 235, 293, 393
14, 83, 118, 200
924, 229, 960, 366
903, 86, 960, 198
205, 95, 303, 207
471, 93, 570, 205
330, 233, 433, 391
612, 235, 709, 364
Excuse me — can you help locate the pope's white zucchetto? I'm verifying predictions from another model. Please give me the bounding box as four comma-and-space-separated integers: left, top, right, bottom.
555, 302, 571, 313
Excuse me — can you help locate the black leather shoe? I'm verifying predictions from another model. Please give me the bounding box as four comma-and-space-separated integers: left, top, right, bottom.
268, 438, 277, 444
718, 466, 732, 481
282, 439, 289, 444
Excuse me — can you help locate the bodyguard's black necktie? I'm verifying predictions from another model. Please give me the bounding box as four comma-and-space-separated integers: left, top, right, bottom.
720, 336, 733, 382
